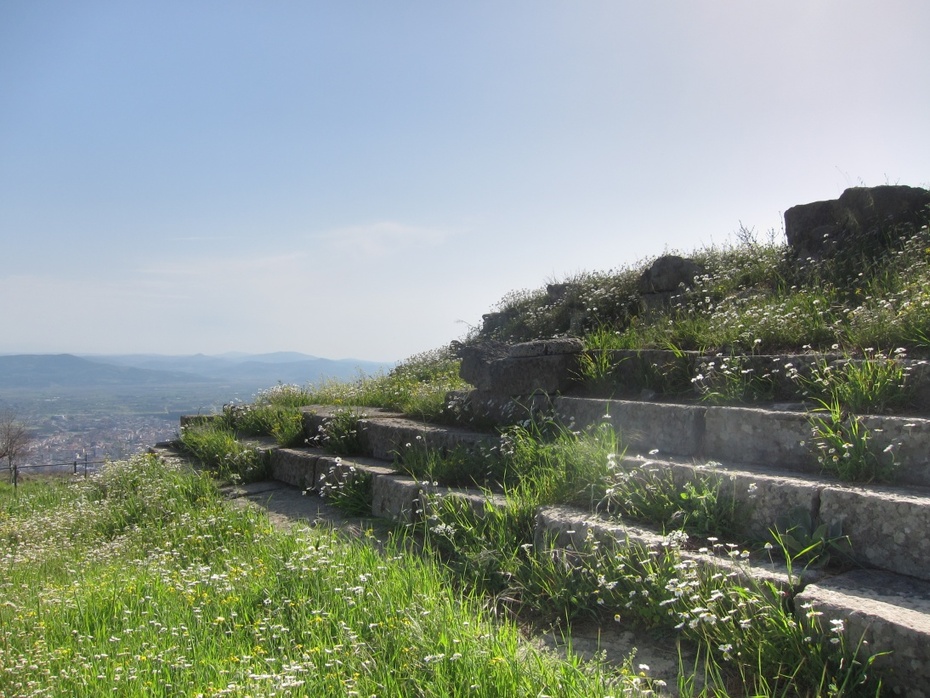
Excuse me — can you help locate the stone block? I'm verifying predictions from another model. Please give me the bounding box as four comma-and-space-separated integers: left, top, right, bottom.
459, 339, 583, 394
535, 504, 667, 552
859, 413, 930, 487
371, 474, 424, 522
554, 397, 705, 457
796, 570, 930, 697
638, 457, 822, 540
300, 405, 402, 449
703, 406, 815, 472
361, 417, 497, 462
269, 448, 322, 490
179, 413, 220, 428
820, 486, 930, 581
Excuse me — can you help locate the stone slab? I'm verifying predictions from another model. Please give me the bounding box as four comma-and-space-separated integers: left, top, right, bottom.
535, 504, 670, 553
300, 406, 403, 449
703, 405, 814, 472
536, 504, 802, 591
361, 417, 498, 462
554, 397, 706, 456
623, 455, 823, 541
371, 472, 424, 523
859, 413, 930, 486
820, 485, 930, 581
269, 448, 322, 490
796, 569, 930, 697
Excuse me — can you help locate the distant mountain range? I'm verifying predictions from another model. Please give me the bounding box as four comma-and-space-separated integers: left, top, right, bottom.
0, 353, 393, 391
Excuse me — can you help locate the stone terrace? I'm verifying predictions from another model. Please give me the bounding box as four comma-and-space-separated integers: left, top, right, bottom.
181, 340, 930, 696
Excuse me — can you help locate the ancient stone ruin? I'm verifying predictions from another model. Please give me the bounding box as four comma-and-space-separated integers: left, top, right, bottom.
784, 184, 930, 261
636, 254, 705, 317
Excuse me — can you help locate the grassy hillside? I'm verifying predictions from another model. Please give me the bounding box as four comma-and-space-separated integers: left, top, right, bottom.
0, 457, 637, 697
165, 210, 929, 697
476, 219, 930, 356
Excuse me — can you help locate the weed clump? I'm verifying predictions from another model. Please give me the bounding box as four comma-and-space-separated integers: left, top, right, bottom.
178, 421, 270, 483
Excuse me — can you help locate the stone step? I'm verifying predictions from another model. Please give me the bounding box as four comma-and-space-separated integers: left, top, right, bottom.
265, 443, 930, 695
460, 340, 930, 411
204, 398, 930, 693
797, 569, 930, 693
621, 453, 930, 583
538, 504, 930, 697
293, 402, 930, 582
552, 395, 930, 487
300, 405, 500, 461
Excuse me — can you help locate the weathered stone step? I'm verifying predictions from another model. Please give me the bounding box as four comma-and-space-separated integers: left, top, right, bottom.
293, 402, 930, 581
552, 396, 930, 487
261, 440, 928, 694
621, 453, 930, 582
459, 340, 930, 411
798, 570, 930, 694
300, 405, 500, 461
256, 436, 930, 696
538, 504, 930, 697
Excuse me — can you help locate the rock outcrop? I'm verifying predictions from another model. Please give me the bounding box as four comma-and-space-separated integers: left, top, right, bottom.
637, 254, 704, 317
784, 185, 930, 261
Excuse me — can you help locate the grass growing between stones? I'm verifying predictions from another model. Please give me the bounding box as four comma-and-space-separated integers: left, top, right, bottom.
378, 413, 878, 695
178, 421, 271, 483
418, 488, 881, 696
0, 456, 648, 698
293, 346, 469, 422
200, 347, 469, 445
174, 385, 885, 693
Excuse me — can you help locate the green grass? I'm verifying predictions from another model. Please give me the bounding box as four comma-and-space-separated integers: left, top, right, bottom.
204, 348, 470, 443
0, 457, 649, 698
404, 417, 878, 693
178, 421, 270, 483
300, 346, 469, 421
159, 211, 930, 696
807, 399, 897, 483
418, 488, 880, 697
171, 401, 882, 696
480, 218, 930, 358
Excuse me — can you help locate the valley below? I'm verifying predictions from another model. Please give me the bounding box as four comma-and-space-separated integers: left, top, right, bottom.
0, 351, 391, 473
2, 383, 259, 470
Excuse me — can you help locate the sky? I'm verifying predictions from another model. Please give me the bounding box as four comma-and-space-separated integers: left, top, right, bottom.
1, 2, 928, 363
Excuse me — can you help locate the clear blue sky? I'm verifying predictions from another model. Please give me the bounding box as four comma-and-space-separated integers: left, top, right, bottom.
2, 1, 928, 362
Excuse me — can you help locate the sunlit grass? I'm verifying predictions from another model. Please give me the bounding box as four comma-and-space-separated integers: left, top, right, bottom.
0, 456, 643, 697
304, 346, 469, 421
483, 220, 930, 358
178, 421, 270, 483
219, 347, 468, 429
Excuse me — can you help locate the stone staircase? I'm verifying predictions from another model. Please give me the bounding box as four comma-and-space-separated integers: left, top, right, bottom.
246, 396, 930, 696
181, 341, 930, 695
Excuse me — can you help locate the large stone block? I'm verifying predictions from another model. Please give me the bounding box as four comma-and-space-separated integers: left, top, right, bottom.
796, 570, 930, 697
643, 457, 822, 540
269, 448, 321, 489
820, 485, 930, 581
859, 413, 930, 487
458, 339, 583, 394
361, 417, 497, 462
784, 185, 930, 260
371, 472, 423, 522
555, 397, 705, 457
703, 406, 815, 472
